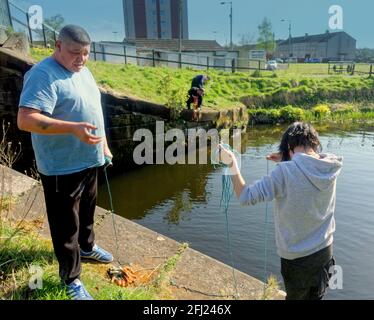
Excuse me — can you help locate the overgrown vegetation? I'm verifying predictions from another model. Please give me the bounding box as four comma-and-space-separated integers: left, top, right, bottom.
0, 218, 188, 300
30, 48, 374, 115
0, 221, 157, 300
248, 103, 374, 124
261, 275, 281, 300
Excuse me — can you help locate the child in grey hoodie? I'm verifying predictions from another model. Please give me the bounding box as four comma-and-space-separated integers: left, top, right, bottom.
219, 122, 343, 300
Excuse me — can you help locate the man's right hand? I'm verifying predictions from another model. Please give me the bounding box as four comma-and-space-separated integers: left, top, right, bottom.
73, 122, 102, 145
18, 108, 103, 145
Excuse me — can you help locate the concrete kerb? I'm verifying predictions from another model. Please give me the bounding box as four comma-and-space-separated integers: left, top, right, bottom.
0, 166, 285, 300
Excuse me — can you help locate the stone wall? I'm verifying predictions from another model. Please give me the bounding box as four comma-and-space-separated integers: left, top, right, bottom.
103, 102, 165, 170
0, 48, 35, 173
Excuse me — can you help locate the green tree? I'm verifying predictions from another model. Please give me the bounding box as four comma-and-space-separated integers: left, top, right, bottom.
44, 14, 65, 32
355, 48, 374, 63
44, 14, 65, 46
257, 17, 276, 55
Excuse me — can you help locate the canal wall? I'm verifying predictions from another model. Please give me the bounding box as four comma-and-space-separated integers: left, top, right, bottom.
1, 165, 285, 300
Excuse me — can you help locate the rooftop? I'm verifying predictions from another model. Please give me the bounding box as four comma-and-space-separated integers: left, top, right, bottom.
122, 38, 225, 52
278, 31, 356, 46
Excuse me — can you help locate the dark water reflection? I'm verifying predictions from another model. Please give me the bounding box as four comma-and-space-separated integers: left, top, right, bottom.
98, 123, 374, 299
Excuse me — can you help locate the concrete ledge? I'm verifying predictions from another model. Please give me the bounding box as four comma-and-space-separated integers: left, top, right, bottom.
95, 210, 284, 300
0, 47, 34, 74
1, 166, 285, 300
0, 165, 39, 197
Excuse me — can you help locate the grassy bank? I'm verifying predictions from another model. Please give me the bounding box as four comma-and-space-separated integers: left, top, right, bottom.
0, 216, 186, 300
30, 48, 374, 113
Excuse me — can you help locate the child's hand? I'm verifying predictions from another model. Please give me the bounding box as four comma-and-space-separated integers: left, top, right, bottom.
266, 152, 282, 163
218, 144, 236, 167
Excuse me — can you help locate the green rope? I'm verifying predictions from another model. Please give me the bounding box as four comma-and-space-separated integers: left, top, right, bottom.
214, 144, 240, 299
103, 162, 122, 266
215, 147, 272, 299
263, 160, 270, 286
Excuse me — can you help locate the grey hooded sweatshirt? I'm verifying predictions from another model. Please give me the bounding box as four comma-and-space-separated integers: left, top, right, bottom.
239, 152, 343, 260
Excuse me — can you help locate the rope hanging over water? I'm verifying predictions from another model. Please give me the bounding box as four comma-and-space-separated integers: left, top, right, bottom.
215, 145, 271, 299
214, 144, 241, 299
263, 160, 270, 286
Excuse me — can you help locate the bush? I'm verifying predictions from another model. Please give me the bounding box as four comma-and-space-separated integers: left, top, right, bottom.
248, 106, 306, 124
251, 70, 262, 78
248, 108, 281, 124
312, 104, 331, 118
299, 79, 310, 86
98, 79, 115, 88
279, 106, 305, 122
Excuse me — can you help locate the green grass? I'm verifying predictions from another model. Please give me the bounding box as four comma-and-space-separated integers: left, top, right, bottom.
261, 63, 373, 77
264, 63, 331, 77
30, 48, 374, 112
261, 274, 281, 300
0, 219, 182, 300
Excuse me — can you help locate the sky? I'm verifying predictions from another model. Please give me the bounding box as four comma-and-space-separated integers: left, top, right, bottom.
9, 0, 374, 48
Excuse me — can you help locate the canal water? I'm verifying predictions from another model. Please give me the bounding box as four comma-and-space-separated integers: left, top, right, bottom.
98, 124, 374, 299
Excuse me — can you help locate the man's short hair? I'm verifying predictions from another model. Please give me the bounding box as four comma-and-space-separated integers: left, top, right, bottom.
58, 25, 91, 45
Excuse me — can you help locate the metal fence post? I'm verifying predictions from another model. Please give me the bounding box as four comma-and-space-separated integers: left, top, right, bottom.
92, 42, 97, 61
7, 0, 13, 29
42, 24, 47, 47
370, 64, 373, 78
102, 44, 106, 62
207, 56, 210, 70
258, 60, 261, 70
124, 45, 127, 64
25, 12, 33, 45
152, 50, 156, 67
328, 63, 331, 75
179, 52, 182, 69
231, 58, 236, 73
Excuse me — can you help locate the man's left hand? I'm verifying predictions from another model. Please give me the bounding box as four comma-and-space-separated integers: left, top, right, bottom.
104, 148, 113, 167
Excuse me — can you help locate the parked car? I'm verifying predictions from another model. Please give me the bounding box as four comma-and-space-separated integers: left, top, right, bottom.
305, 57, 322, 63
266, 60, 278, 70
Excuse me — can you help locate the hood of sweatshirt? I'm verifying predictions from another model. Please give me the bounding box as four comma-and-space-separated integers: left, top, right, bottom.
292, 153, 343, 191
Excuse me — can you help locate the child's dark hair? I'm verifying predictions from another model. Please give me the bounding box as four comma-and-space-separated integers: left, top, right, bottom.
279, 122, 322, 161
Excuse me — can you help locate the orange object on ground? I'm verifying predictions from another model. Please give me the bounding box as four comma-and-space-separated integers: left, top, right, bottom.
107, 264, 155, 287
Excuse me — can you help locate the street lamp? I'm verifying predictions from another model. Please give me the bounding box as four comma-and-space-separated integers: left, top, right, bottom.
220, 1, 233, 51
179, 0, 183, 53
212, 31, 218, 41
281, 19, 292, 59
